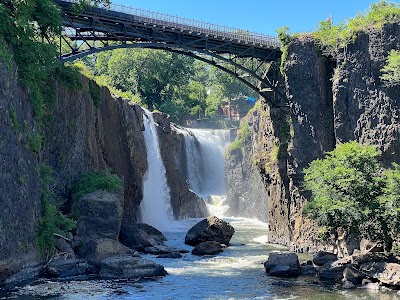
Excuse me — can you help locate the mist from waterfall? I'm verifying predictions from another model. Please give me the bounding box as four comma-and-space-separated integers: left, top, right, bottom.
139, 109, 173, 230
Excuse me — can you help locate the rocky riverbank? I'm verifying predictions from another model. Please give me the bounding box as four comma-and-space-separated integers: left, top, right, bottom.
264, 249, 400, 291
0, 58, 207, 284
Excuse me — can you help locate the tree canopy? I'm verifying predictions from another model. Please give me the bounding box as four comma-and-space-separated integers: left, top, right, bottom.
81, 48, 257, 122
303, 141, 400, 249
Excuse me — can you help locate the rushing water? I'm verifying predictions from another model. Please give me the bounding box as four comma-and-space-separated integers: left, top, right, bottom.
139, 109, 173, 230
178, 128, 230, 197
2, 125, 400, 299
3, 217, 400, 299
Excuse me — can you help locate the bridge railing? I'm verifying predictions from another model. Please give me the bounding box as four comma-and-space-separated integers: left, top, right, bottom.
60, 0, 279, 48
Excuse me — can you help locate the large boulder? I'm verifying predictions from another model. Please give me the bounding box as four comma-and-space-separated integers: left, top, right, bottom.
119, 223, 166, 251
78, 238, 138, 266
76, 190, 123, 242
312, 251, 338, 266
99, 255, 167, 279
343, 266, 365, 284
192, 241, 224, 256
44, 257, 88, 277
264, 252, 301, 276
184, 216, 234, 246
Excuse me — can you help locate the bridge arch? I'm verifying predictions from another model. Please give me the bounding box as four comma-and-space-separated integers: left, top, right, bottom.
56, 0, 287, 107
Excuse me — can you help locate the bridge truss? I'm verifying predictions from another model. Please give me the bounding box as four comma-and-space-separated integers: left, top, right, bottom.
55, 0, 286, 107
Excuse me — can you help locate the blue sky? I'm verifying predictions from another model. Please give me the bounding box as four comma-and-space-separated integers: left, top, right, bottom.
111, 0, 384, 36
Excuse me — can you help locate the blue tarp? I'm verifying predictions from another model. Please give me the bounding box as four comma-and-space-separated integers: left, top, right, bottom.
247, 97, 257, 105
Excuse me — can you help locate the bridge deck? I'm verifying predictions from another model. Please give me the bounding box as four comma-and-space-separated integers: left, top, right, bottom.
56, 0, 281, 60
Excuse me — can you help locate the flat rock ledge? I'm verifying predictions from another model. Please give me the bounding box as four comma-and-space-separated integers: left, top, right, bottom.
99, 255, 167, 279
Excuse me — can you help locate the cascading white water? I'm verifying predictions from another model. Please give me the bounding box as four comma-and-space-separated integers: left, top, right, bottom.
177, 127, 231, 217
178, 128, 230, 197
139, 109, 173, 230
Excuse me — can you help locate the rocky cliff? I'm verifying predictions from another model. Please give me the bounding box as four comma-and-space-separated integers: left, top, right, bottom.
0, 60, 205, 283
227, 22, 400, 253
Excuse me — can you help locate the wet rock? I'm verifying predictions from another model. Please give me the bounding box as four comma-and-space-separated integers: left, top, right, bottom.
78, 238, 138, 266
56, 238, 74, 255
264, 252, 301, 276
343, 266, 365, 284
192, 241, 224, 256
317, 264, 345, 281
300, 265, 316, 275
144, 245, 183, 255
99, 255, 167, 279
76, 190, 123, 241
119, 223, 166, 251
312, 251, 337, 266
157, 252, 182, 259
45, 257, 88, 277
185, 216, 234, 246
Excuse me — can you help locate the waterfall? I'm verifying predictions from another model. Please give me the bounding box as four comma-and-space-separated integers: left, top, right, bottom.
179, 128, 230, 197
177, 128, 231, 217
140, 109, 173, 230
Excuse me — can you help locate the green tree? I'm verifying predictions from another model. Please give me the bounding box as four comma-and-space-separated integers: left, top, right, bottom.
303, 142, 393, 247
381, 49, 400, 85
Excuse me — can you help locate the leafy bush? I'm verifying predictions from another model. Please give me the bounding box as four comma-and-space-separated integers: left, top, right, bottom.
381, 49, 400, 85
36, 164, 75, 258
277, 26, 292, 74
313, 1, 400, 56
303, 141, 400, 249
71, 170, 123, 202
9, 106, 18, 130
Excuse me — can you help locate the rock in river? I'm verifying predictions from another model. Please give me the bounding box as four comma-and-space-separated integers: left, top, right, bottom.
192, 241, 224, 256
185, 216, 234, 246
99, 255, 167, 279
264, 252, 301, 277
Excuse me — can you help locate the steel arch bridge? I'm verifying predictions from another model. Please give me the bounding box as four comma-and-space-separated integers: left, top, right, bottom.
55, 0, 286, 107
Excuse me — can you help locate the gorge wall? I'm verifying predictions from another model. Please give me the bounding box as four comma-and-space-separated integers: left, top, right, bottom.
0, 59, 205, 283
227, 22, 400, 252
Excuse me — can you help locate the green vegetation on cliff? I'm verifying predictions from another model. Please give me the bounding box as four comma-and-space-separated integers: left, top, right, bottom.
278, 1, 400, 65
36, 165, 75, 258
71, 171, 123, 203
303, 141, 400, 249
381, 50, 400, 85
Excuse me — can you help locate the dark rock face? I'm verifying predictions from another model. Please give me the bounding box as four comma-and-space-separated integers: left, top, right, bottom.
227, 22, 400, 253
225, 109, 269, 222
43, 79, 147, 229
192, 241, 224, 256
99, 255, 167, 279
153, 112, 208, 219
185, 216, 235, 246
264, 252, 301, 277
312, 251, 338, 266
77, 238, 137, 266
76, 191, 124, 242
119, 223, 167, 251
343, 266, 365, 284
0, 61, 42, 283
44, 257, 88, 278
